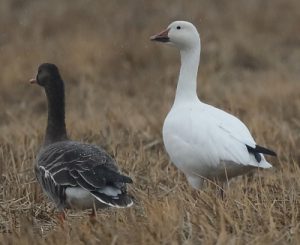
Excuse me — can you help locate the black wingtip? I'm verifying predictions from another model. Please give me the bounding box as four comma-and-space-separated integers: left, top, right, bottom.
246, 144, 277, 157
117, 173, 133, 184
123, 175, 133, 184
255, 145, 277, 156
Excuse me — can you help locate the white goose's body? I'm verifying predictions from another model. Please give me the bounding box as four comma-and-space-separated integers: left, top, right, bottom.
151, 21, 276, 188
163, 101, 271, 188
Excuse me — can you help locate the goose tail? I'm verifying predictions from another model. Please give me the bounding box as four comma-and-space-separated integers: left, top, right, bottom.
90, 187, 133, 208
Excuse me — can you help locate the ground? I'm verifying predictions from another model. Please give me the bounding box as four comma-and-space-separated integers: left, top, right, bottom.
0, 0, 300, 244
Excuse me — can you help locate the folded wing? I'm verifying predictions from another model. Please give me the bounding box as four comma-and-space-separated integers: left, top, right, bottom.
36, 141, 133, 208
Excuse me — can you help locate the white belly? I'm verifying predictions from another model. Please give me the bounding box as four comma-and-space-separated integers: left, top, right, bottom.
65, 187, 98, 209
163, 108, 210, 170
163, 129, 255, 182
162, 109, 250, 181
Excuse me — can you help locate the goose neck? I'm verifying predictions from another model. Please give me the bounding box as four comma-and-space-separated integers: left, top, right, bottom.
174, 46, 200, 105
44, 82, 68, 145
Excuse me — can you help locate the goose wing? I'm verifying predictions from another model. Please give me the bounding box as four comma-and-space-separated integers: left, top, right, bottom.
36, 141, 132, 196
202, 105, 274, 166
205, 105, 256, 147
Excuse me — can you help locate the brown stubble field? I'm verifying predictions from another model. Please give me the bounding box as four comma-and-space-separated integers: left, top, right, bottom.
0, 0, 300, 244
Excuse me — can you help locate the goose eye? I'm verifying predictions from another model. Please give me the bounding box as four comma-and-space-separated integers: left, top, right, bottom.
176, 26, 181, 30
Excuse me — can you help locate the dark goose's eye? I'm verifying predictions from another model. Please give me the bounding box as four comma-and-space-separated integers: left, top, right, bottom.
177, 26, 181, 30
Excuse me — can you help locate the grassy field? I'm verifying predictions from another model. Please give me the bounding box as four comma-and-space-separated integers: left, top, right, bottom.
0, 0, 300, 244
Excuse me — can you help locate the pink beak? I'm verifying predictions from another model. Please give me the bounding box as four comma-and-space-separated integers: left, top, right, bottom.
29, 78, 37, 84
150, 28, 170, 43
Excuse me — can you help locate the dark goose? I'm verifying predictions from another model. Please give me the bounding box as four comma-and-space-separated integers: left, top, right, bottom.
31, 63, 133, 213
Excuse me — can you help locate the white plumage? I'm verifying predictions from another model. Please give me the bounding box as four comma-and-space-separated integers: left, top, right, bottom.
65, 186, 126, 210
151, 21, 276, 189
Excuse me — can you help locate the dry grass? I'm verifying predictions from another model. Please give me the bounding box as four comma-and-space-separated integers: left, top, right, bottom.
0, 0, 300, 244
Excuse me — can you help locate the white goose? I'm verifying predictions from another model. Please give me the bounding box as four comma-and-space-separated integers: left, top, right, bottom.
151, 21, 276, 189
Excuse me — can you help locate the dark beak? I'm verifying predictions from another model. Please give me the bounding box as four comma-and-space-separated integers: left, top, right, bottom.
150, 28, 170, 43
29, 78, 37, 84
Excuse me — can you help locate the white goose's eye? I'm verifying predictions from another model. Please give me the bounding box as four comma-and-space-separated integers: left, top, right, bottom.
176, 26, 181, 30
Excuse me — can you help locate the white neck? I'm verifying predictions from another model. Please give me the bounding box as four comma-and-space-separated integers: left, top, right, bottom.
173, 44, 201, 106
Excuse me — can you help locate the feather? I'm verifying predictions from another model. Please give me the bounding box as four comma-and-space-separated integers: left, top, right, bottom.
90, 191, 133, 208
36, 141, 133, 208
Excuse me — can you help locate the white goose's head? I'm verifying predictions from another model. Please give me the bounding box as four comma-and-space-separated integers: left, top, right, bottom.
151, 21, 200, 50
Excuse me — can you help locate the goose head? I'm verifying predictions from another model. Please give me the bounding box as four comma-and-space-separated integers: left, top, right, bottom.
30, 63, 62, 88
151, 21, 200, 50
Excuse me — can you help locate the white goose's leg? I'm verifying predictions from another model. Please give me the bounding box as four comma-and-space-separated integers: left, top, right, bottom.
186, 175, 204, 189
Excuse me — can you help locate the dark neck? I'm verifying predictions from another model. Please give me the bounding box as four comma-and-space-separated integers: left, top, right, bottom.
44, 80, 68, 145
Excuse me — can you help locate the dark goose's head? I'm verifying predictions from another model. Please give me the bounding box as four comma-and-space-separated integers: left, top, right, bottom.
30, 63, 63, 88
30, 63, 67, 145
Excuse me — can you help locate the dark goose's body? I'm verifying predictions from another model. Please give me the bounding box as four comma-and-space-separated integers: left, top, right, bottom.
36, 141, 133, 209
32, 63, 133, 211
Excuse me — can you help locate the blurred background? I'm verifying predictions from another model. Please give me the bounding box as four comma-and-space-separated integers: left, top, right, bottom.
0, 0, 299, 138
0, 0, 300, 243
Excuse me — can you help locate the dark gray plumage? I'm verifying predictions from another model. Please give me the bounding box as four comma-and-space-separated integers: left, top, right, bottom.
31, 63, 133, 211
